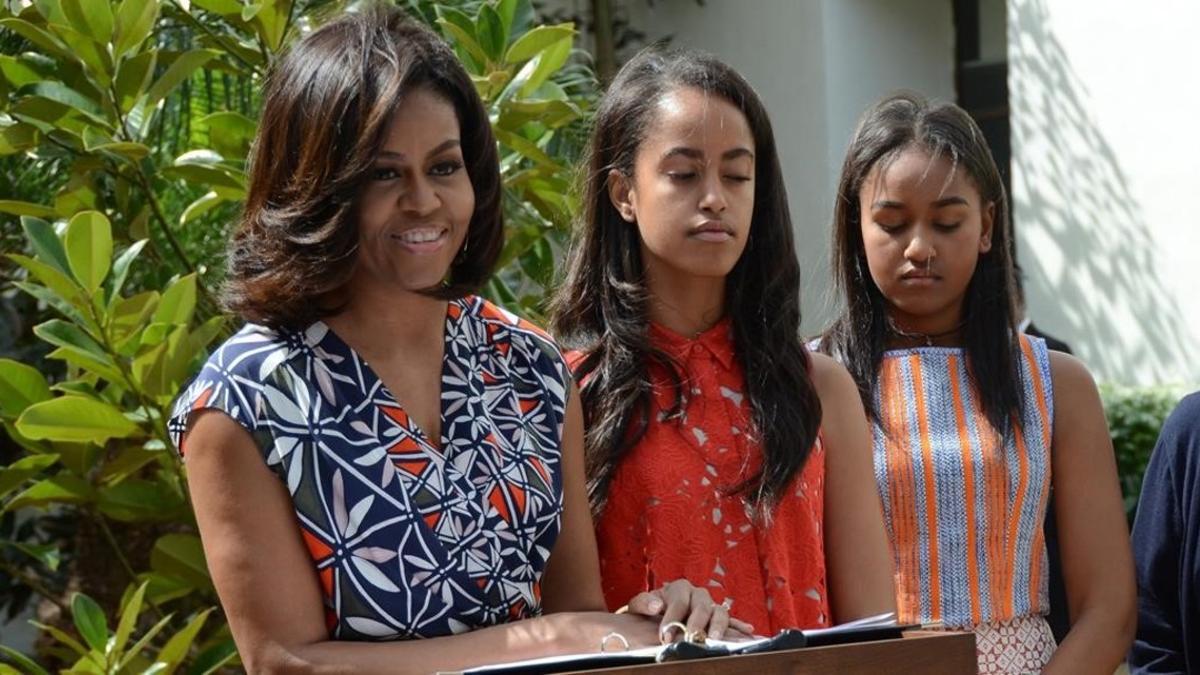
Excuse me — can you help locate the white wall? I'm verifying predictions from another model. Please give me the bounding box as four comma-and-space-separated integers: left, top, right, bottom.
626, 0, 955, 334
1009, 0, 1200, 385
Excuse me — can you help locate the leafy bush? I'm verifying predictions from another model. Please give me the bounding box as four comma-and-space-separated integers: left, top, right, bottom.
1100, 384, 1183, 522
0, 0, 595, 667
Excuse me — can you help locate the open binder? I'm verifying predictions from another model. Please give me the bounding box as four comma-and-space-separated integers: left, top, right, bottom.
445, 613, 905, 675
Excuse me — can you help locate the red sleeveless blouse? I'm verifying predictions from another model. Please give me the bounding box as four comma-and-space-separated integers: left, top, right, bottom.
576, 320, 830, 634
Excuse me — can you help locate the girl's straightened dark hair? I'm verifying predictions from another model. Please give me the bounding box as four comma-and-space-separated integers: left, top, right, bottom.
818, 92, 1022, 437
550, 45, 821, 518
224, 4, 502, 329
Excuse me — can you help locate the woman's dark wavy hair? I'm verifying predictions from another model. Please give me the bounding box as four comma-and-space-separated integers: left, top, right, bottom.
818, 92, 1022, 437
224, 5, 502, 328
549, 46, 821, 517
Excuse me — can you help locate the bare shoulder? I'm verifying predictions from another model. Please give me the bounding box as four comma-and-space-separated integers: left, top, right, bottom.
1047, 350, 1101, 409
808, 351, 860, 406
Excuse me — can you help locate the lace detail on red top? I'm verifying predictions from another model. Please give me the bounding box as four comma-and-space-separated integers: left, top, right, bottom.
573, 319, 830, 633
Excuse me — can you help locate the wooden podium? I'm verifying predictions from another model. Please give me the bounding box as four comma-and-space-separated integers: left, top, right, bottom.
561, 631, 977, 675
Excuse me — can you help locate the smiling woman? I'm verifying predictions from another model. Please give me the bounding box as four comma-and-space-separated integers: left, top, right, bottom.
164, 6, 729, 674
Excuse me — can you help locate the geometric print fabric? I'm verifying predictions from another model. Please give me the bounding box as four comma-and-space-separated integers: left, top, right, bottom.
170, 296, 568, 640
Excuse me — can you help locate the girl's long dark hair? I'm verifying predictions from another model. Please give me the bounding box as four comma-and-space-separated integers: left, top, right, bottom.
549, 46, 821, 517
819, 92, 1022, 437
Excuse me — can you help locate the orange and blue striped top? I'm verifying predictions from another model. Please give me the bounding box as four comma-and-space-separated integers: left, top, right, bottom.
872, 334, 1053, 629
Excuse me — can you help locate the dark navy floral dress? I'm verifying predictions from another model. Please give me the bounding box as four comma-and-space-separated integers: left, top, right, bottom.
169, 296, 569, 640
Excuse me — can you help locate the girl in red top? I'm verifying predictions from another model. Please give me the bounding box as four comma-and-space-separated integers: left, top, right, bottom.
550, 47, 895, 639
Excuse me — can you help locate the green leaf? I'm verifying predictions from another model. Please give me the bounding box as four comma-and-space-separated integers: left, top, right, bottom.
145, 49, 220, 111
475, 4, 506, 62
111, 291, 159, 340
21, 216, 72, 275
198, 111, 255, 160
113, 50, 155, 112
98, 445, 160, 485
0, 453, 60, 500
0, 55, 46, 88
97, 480, 185, 522
19, 81, 103, 118
250, 0, 291, 51
0, 18, 71, 61
9, 542, 63, 572
112, 582, 149, 659
114, 0, 160, 58
34, 319, 109, 367
0, 200, 58, 218
49, 24, 113, 81
12, 281, 87, 328
118, 613, 175, 671
30, 621, 89, 657
0, 120, 39, 154
504, 24, 574, 64
178, 191, 222, 227
71, 593, 109, 653
0, 358, 53, 417
185, 638, 237, 675
153, 608, 213, 674
152, 534, 212, 590
516, 36, 572, 99
61, 0, 115, 44
9, 252, 87, 310
436, 10, 489, 69
65, 211, 113, 294
153, 274, 197, 326
109, 239, 148, 301
16, 396, 139, 444
0, 646, 50, 675
492, 127, 557, 168
6, 473, 96, 511
188, 315, 226, 353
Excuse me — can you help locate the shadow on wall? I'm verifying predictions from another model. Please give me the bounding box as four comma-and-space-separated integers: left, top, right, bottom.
1010, 0, 1190, 385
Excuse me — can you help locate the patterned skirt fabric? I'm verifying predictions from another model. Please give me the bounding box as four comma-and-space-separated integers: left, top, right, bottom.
974, 615, 1056, 674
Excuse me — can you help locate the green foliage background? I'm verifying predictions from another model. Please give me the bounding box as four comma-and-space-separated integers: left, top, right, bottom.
0, 0, 594, 669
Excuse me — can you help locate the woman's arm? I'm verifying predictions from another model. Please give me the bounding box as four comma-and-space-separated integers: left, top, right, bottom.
810, 353, 897, 623
1043, 351, 1136, 674
183, 409, 660, 675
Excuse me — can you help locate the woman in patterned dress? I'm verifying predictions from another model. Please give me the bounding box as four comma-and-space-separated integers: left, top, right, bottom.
171, 8, 732, 673
817, 92, 1134, 672
550, 47, 896, 638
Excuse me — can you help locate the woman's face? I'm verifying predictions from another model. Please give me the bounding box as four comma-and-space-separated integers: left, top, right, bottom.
610, 86, 756, 289
350, 87, 475, 298
858, 145, 994, 332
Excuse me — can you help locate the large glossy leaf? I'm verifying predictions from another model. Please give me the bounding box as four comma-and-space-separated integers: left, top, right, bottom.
16, 396, 139, 443
20, 216, 71, 274
436, 9, 488, 69
64, 210, 112, 294
0, 55, 47, 88
186, 638, 237, 675
0, 119, 38, 154
151, 534, 212, 591
34, 319, 109, 366
71, 593, 109, 653
113, 50, 155, 113
0, 646, 50, 675
199, 111, 255, 160
61, 0, 115, 45
475, 4, 506, 62
114, 0, 160, 58
112, 582, 149, 659
153, 608, 213, 675
0, 453, 60, 501
109, 239, 149, 301
5, 473, 96, 511
145, 49, 220, 110
0, 358, 52, 417
0, 200, 58, 218
0, 18, 71, 61
97, 480, 186, 522
152, 274, 197, 325
504, 24, 574, 64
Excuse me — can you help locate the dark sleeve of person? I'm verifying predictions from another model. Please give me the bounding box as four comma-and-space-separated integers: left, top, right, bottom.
1128, 392, 1200, 673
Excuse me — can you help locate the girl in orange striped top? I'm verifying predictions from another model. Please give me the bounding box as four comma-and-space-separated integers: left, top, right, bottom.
819, 93, 1134, 673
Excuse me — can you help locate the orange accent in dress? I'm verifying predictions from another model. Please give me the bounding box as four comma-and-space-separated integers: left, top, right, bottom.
576, 320, 830, 634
